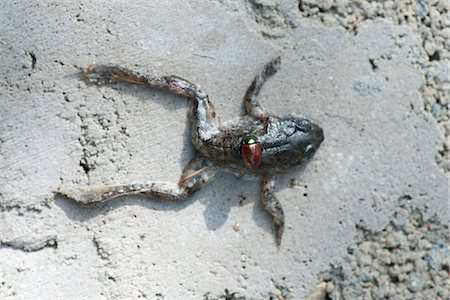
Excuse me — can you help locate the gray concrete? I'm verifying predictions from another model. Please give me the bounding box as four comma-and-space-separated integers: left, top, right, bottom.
0, 1, 448, 299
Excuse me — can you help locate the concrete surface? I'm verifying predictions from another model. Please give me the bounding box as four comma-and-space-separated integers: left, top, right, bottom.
0, 0, 448, 299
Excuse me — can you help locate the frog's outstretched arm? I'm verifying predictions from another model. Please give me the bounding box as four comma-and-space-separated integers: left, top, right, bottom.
56, 155, 218, 206
261, 176, 285, 246
80, 64, 219, 147
243, 56, 281, 121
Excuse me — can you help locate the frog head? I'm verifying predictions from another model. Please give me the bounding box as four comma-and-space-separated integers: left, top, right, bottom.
257, 116, 324, 170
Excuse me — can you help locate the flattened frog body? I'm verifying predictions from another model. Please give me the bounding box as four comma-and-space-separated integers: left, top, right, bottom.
58, 57, 324, 245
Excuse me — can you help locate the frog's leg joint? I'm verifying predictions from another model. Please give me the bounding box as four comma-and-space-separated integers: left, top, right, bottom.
244, 56, 281, 121
261, 176, 285, 246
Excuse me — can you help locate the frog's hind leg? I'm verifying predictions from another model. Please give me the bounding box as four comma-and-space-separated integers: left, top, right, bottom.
261, 176, 285, 246
80, 64, 219, 144
56, 154, 219, 206
244, 56, 281, 121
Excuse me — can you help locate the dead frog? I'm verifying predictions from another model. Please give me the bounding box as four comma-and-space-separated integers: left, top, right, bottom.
58, 57, 324, 245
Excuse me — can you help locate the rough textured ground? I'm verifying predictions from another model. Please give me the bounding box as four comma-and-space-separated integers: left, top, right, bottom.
306, 198, 449, 300
0, 1, 448, 299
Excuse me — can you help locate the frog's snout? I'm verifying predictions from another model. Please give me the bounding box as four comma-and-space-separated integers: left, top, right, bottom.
304, 122, 324, 159
292, 117, 323, 159
294, 118, 324, 146
311, 122, 324, 146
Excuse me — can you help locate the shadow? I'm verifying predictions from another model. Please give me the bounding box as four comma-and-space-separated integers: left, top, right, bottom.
251, 192, 272, 234
200, 173, 242, 231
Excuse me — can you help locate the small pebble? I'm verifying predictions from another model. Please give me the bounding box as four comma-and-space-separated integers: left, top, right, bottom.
407, 274, 424, 293
358, 254, 372, 266
431, 103, 442, 118
425, 40, 437, 56
414, 259, 428, 272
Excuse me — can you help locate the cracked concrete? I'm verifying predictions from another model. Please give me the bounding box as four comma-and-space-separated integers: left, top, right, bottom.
0, 0, 448, 299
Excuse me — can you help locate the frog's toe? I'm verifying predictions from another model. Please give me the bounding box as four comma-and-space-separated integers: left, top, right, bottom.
266, 56, 281, 75
54, 187, 102, 206
81, 65, 118, 84
274, 218, 285, 247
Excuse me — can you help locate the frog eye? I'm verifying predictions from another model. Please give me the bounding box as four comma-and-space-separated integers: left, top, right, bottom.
241, 135, 262, 169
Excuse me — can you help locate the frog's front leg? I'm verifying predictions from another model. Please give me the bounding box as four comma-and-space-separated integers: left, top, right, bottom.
261, 176, 285, 246
80, 64, 219, 146
244, 56, 281, 121
56, 154, 218, 206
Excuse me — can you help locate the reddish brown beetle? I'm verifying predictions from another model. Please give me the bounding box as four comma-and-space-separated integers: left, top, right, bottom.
241, 135, 262, 169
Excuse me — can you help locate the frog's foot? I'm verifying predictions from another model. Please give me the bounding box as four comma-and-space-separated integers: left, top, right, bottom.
54, 187, 102, 206
80, 64, 128, 85
261, 177, 285, 246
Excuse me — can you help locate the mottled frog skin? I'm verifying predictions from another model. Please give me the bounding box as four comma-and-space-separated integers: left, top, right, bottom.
58, 57, 324, 245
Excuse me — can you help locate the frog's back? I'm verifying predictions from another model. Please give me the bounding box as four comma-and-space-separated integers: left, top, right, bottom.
191, 116, 264, 165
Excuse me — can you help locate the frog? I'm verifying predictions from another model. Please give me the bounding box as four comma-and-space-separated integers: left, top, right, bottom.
58, 57, 324, 246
